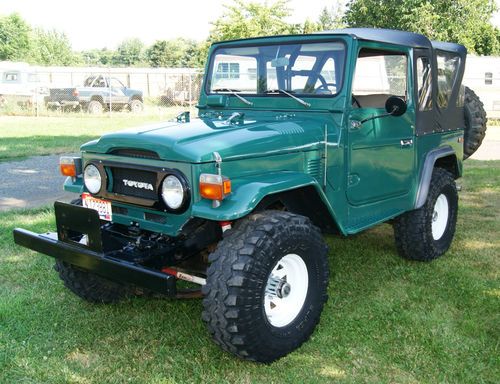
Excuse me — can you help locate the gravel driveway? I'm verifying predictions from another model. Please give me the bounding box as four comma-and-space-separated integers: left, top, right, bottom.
0, 128, 498, 212
0, 155, 76, 211
470, 126, 500, 160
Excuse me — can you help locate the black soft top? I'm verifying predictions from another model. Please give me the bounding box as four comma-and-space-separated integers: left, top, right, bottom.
318, 28, 466, 56
214, 27, 466, 57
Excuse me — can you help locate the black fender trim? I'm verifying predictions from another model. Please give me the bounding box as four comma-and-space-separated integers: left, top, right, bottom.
414, 146, 455, 209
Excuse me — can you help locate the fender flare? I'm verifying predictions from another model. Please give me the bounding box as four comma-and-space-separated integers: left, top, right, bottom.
191, 171, 342, 228
414, 146, 456, 209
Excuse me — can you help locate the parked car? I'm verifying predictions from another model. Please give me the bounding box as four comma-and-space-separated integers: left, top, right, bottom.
14, 28, 487, 363
46, 75, 143, 114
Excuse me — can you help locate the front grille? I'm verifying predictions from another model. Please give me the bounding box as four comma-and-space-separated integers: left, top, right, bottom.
111, 167, 158, 200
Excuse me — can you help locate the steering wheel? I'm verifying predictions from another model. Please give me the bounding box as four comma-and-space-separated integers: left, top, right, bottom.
315, 83, 337, 93
314, 74, 337, 94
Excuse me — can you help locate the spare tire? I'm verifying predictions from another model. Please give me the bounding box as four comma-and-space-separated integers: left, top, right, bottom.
463, 86, 487, 159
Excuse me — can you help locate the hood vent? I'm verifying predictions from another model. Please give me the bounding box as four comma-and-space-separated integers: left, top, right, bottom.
109, 148, 160, 159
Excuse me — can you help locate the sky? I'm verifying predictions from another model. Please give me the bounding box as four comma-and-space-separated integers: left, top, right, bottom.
1, 0, 500, 51
0, 0, 340, 50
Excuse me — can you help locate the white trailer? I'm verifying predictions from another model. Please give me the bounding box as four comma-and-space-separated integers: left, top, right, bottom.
463, 55, 500, 119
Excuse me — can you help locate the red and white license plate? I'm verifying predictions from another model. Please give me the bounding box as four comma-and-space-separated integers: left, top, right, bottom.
82, 192, 112, 221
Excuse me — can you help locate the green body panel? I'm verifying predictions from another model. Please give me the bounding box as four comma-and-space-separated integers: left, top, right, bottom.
191, 171, 338, 224
81, 114, 330, 163
64, 32, 464, 237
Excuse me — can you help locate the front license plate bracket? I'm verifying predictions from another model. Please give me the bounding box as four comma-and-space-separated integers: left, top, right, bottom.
55, 201, 103, 253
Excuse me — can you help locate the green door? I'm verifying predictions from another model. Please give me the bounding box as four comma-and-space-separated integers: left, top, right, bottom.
347, 46, 415, 205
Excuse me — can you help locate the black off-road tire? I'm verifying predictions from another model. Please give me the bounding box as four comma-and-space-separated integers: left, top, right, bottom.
54, 261, 128, 303
464, 86, 487, 160
201, 211, 329, 363
53, 197, 128, 303
393, 168, 458, 261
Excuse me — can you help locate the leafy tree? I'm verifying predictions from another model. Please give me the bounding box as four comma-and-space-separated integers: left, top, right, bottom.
0, 13, 31, 61
146, 38, 201, 68
208, 0, 293, 42
317, 2, 345, 31
30, 28, 78, 65
344, 0, 500, 55
79, 48, 115, 66
114, 38, 144, 66
302, 19, 319, 34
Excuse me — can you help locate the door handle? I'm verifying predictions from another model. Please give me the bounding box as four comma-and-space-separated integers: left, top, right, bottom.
400, 139, 413, 147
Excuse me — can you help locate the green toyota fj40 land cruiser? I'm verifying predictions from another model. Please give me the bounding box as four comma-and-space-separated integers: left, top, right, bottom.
14, 28, 487, 362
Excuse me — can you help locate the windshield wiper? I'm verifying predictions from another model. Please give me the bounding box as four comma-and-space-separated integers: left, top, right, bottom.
264, 89, 311, 108
212, 88, 253, 106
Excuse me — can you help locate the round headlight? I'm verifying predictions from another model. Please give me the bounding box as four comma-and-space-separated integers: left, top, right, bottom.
161, 175, 184, 209
83, 164, 102, 194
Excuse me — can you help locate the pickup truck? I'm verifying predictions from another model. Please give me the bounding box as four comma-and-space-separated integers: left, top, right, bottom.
46, 75, 143, 114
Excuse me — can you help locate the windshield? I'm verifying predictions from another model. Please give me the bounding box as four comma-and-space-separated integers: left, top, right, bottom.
207, 41, 346, 96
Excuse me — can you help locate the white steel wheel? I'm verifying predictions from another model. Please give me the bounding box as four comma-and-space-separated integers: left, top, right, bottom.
264, 253, 309, 327
432, 193, 449, 240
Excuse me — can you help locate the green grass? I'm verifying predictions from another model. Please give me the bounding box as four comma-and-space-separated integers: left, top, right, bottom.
0, 160, 498, 383
0, 112, 184, 162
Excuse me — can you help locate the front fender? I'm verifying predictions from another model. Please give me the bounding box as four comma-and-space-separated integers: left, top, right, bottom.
191, 171, 330, 221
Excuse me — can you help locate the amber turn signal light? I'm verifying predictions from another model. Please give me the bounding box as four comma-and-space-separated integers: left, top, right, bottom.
199, 173, 231, 201
59, 156, 81, 177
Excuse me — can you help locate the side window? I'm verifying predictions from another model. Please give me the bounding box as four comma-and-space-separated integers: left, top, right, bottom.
436, 51, 460, 109
485, 72, 493, 85
456, 84, 465, 107
416, 57, 432, 111
110, 78, 125, 88
352, 49, 407, 108
92, 76, 107, 87
4, 72, 19, 82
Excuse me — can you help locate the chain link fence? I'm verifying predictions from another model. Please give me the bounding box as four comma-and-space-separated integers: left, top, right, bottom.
0, 63, 204, 118
2, 59, 500, 119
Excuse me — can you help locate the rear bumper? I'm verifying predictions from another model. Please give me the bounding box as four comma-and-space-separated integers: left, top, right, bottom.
12, 228, 176, 296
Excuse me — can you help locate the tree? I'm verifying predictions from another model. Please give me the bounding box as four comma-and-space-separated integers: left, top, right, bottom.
0, 13, 31, 61
146, 38, 201, 68
114, 38, 144, 66
31, 28, 78, 65
318, 2, 345, 31
208, 0, 294, 42
344, 0, 500, 55
79, 48, 115, 66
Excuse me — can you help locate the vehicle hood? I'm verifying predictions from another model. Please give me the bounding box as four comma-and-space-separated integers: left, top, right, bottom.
81, 116, 328, 163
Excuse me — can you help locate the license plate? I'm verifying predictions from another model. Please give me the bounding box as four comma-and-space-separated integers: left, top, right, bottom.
82, 193, 112, 221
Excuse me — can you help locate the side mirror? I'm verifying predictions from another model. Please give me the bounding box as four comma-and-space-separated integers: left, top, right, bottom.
385, 96, 407, 116
351, 96, 408, 129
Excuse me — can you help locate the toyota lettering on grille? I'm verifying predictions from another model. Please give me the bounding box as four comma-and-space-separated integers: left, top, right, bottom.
122, 179, 154, 191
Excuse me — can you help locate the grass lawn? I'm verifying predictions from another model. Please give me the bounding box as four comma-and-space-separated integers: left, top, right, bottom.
0, 111, 185, 162
0, 160, 498, 383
